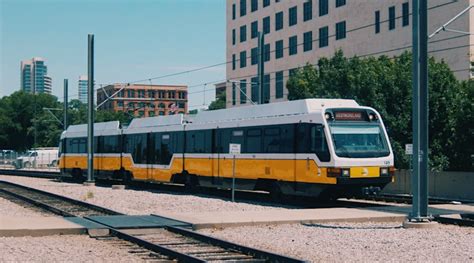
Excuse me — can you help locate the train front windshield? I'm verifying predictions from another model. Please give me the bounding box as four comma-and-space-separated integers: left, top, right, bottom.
329, 124, 390, 158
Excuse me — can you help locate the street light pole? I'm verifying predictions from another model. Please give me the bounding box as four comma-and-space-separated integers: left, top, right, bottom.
63, 79, 68, 131
87, 34, 95, 183
410, 0, 429, 221
257, 32, 265, 104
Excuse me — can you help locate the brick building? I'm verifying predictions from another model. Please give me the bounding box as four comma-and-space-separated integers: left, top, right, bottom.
97, 84, 188, 118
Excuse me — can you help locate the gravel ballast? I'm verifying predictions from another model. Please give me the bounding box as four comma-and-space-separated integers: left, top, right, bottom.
0, 196, 50, 217
0, 175, 285, 215
0, 235, 145, 262
199, 222, 474, 262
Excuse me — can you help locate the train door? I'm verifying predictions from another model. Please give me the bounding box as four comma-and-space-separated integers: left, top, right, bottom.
212, 128, 222, 185
146, 132, 153, 180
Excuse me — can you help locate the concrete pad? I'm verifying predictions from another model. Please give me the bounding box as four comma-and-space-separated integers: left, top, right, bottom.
403, 220, 439, 229
158, 208, 407, 230
0, 216, 87, 237
111, 185, 126, 190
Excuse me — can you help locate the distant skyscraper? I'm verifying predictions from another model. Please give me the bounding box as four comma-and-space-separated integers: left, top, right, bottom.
20, 57, 52, 94
78, 75, 88, 104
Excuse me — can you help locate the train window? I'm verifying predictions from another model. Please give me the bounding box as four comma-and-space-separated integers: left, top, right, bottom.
246, 128, 262, 153
264, 127, 280, 153
311, 125, 330, 162
100, 136, 120, 153
161, 133, 172, 164
186, 130, 211, 153
233, 130, 243, 136
125, 134, 147, 163
279, 125, 295, 153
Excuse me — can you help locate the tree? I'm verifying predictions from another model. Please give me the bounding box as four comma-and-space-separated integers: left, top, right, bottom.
286, 50, 472, 171
208, 91, 226, 110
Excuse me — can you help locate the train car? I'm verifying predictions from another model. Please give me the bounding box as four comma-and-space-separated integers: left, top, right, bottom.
59, 99, 394, 199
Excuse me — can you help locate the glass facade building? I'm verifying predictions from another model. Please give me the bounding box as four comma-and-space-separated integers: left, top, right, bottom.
20, 57, 52, 94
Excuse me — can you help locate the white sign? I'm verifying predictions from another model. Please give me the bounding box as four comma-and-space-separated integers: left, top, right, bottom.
229, 143, 241, 154
405, 144, 413, 155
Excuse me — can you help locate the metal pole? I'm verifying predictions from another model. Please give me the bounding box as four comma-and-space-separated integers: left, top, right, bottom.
257, 32, 265, 104
87, 34, 95, 183
63, 79, 68, 131
232, 154, 236, 202
411, 0, 429, 221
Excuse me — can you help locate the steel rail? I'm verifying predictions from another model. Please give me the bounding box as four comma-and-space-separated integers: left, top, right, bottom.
167, 226, 306, 263
0, 179, 306, 262
0, 180, 122, 216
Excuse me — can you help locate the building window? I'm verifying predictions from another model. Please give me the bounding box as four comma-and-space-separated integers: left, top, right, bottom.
240, 0, 247, 17
289, 6, 297, 26
375, 11, 380, 34
319, 0, 328, 16
232, 29, 236, 45
148, 90, 155, 98
275, 11, 283, 31
232, 4, 236, 20
402, 2, 409, 27
336, 0, 345, 7
251, 0, 258, 12
263, 16, 270, 34
263, 0, 270, 7
304, 1, 312, 22
264, 43, 270, 62
232, 82, 236, 105
178, 91, 186, 99
251, 47, 259, 65
335, 21, 346, 40
149, 111, 155, 117
158, 91, 165, 98
289, 35, 297, 55
275, 40, 284, 59
240, 25, 247, 42
251, 21, 258, 39
240, 51, 247, 68
168, 91, 176, 99
319, 26, 328, 47
251, 76, 259, 103
127, 89, 135, 98
303, 31, 312, 51
289, 68, 298, 76
232, 54, 236, 70
117, 101, 124, 107
275, 71, 284, 99
389, 6, 396, 30
240, 80, 247, 104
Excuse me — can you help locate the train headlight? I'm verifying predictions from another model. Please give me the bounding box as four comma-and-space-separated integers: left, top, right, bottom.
380, 167, 389, 176
342, 169, 350, 177
325, 113, 333, 120
368, 113, 378, 121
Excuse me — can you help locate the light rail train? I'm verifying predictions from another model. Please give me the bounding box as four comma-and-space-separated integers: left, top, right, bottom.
59, 99, 394, 199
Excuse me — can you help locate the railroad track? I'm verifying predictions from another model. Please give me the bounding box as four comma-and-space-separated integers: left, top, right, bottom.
0, 180, 304, 262
0, 168, 60, 178
433, 214, 474, 227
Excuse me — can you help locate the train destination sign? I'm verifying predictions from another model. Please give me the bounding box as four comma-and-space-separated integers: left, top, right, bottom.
334, 111, 363, 121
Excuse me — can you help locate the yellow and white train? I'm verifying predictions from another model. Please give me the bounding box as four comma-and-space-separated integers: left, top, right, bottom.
59, 99, 394, 199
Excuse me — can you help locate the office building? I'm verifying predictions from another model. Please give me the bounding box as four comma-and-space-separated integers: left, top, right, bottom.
20, 57, 52, 94
97, 83, 188, 117
226, 0, 474, 108
78, 75, 88, 104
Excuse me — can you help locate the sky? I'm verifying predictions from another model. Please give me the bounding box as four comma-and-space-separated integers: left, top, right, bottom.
0, 0, 226, 110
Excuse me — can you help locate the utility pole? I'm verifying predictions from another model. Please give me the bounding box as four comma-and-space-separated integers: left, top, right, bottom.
257, 32, 265, 104
410, 0, 429, 222
87, 34, 95, 184
63, 79, 68, 131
